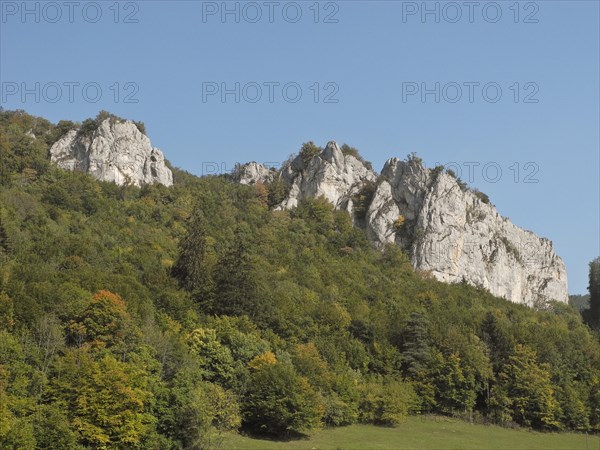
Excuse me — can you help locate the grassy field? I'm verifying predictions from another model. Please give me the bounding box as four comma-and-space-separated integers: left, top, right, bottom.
222, 416, 600, 449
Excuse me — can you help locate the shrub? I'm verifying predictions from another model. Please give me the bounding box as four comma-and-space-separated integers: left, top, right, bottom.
133, 120, 146, 135
76, 111, 145, 139
323, 392, 359, 426
352, 181, 377, 221
78, 118, 98, 138
340, 144, 373, 170
358, 378, 418, 425
498, 236, 521, 262
431, 165, 444, 177
471, 188, 490, 204
406, 152, 423, 165
394, 215, 406, 230
446, 169, 468, 191
266, 177, 288, 208
299, 141, 322, 166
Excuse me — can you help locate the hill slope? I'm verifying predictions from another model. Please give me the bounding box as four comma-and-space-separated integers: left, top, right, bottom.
0, 110, 598, 448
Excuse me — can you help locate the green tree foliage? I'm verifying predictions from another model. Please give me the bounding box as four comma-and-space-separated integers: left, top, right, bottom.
352, 181, 377, 222
173, 379, 241, 450
79, 111, 145, 138
1, 110, 600, 445
266, 177, 288, 208
358, 378, 418, 425
583, 256, 600, 328
67, 290, 137, 352
33, 404, 78, 450
495, 344, 561, 430
555, 381, 589, 431
243, 358, 324, 436
480, 311, 514, 372
400, 312, 432, 379
589, 379, 600, 431
0, 367, 36, 449
213, 229, 263, 319
171, 212, 214, 305
48, 349, 155, 448
188, 328, 235, 386
569, 294, 590, 312
432, 352, 477, 415
0, 110, 52, 186
299, 141, 322, 166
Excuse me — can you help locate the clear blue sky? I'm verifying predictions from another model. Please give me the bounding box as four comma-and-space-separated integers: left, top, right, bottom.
1, 1, 598, 294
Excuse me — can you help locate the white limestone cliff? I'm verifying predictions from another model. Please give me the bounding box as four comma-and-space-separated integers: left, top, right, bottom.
50, 119, 173, 187
366, 157, 568, 305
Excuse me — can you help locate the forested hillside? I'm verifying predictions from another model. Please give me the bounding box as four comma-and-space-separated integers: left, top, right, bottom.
1, 110, 599, 449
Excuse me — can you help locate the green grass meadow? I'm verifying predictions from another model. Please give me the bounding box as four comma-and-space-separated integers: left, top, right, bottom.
223, 417, 600, 449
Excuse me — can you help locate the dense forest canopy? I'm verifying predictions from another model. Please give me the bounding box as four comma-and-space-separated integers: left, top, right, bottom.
0, 110, 599, 449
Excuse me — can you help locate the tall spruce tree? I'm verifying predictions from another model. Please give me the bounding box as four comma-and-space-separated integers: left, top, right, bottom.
214, 229, 261, 318
481, 311, 515, 373
401, 312, 432, 379
172, 213, 215, 307
583, 257, 600, 328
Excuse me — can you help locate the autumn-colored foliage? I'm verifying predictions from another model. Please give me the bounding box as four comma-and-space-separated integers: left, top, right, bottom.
67, 290, 136, 351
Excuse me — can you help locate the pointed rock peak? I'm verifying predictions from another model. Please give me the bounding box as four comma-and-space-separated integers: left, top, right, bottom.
325, 140, 341, 152
382, 157, 400, 172
322, 140, 344, 166
381, 154, 428, 183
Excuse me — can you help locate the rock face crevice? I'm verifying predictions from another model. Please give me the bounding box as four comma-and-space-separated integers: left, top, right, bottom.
233, 144, 568, 305
50, 119, 173, 187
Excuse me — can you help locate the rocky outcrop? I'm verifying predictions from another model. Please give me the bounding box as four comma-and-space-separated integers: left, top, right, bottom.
234, 144, 568, 306
366, 156, 430, 248
277, 141, 377, 215
50, 119, 173, 187
366, 157, 568, 305
231, 162, 275, 185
